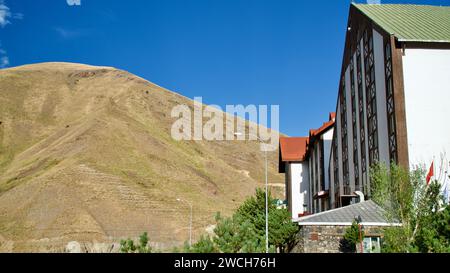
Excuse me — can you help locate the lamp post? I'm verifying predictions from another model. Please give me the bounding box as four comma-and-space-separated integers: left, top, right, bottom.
357, 215, 363, 253
358, 223, 363, 253
235, 132, 269, 253
177, 198, 193, 247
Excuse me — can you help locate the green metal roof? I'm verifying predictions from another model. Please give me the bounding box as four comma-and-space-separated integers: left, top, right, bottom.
353, 4, 450, 43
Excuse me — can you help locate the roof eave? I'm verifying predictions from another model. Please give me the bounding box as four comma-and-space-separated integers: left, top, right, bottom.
294, 221, 402, 227
398, 39, 450, 43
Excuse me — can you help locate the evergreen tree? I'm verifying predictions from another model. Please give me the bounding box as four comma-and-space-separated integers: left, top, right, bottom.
120, 232, 152, 253
341, 219, 364, 253
186, 189, 298, 253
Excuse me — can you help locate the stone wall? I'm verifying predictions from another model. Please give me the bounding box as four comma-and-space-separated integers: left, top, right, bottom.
291, 225, 384, 253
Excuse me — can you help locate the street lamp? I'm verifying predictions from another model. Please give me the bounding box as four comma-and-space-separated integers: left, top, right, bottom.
234, 132, 269, 253
356, 215, 364, 253
177, 198, 193, 247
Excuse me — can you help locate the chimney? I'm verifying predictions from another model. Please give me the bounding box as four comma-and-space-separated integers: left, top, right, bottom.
354, 191, 365, 203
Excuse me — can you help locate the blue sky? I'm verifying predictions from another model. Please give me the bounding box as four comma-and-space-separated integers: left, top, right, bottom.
1, 0, 449, 136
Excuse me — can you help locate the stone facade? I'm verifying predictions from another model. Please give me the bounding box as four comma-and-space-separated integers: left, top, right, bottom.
291, 225, 384, 253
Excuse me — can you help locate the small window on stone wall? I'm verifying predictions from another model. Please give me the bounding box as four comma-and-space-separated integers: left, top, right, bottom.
363, 237, 381, 253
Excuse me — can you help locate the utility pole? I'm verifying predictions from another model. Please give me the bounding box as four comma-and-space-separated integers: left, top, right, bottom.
177, 198, 193, 247
235, 132, 269, 253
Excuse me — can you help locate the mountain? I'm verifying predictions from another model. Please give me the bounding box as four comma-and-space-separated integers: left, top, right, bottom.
0, 62, 283, 252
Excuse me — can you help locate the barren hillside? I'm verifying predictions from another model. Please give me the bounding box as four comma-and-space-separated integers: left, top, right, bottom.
0, 62, 283, 252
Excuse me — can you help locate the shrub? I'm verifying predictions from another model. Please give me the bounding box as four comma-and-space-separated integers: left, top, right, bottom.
120, 232, 152, 253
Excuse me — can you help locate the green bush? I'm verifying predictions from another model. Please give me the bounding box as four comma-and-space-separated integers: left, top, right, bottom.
120, 232, 152, 253
371, 163, 449, 253
340, 219, 364, 253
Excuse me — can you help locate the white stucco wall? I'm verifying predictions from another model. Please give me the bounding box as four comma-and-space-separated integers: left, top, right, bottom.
315, 143, 321, 213
288, 162, 310, 218
403, 48, 450, 175
308, 153, 314, 212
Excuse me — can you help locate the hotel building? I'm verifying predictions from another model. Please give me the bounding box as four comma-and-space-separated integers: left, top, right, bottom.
280, 4, 450, 218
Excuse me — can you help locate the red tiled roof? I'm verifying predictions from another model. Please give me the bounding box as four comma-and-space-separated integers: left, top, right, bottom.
278, 113, 336, 172
308, 113, 336, 143
279, 137, 308, 162
329, 112, 336, 121
311, 120, 334, 138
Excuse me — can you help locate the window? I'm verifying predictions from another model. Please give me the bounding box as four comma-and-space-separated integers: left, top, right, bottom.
310, 157, 315, 213
363, 29, 379, 166
320, 140, 325, 191
333, 130, 340, 208
350, 55, 360, 190
357, 41, 367, 194
340, 76, 350, 195
363, 237, 381, 253
384, 41, 398, 164
315, 144, 319, 196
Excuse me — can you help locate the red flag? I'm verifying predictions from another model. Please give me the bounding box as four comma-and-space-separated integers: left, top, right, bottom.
426, 162, 434, 185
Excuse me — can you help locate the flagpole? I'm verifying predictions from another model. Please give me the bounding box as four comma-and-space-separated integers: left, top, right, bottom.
443, 161, 449, 204
446, 172, 450, 204
444, 172, 449, 204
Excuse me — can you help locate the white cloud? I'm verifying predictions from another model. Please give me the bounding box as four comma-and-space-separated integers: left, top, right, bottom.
55, 27, 80, 39
54, 27, 91, 39
0, 41, 8, 68
0, 1, 22, 68
0, 56, 9, 68
13, 12, 23, 20
0, 0, 23, 28
0, 2, 11, 27
367, 0, 381, 4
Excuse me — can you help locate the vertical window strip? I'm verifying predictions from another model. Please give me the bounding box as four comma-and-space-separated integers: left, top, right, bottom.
350, 56, 360, 191
310, 157, 314, 213
363, 29, 379, 167
340, 76, 350, 196
320, 140, 325, 191
333, 130, 340, 208
384, 40, 398, 164
357, 40, 367, 194
315, 144, 319, 197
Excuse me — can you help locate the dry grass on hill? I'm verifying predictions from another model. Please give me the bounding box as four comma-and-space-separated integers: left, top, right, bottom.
0, 62, 284, 252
